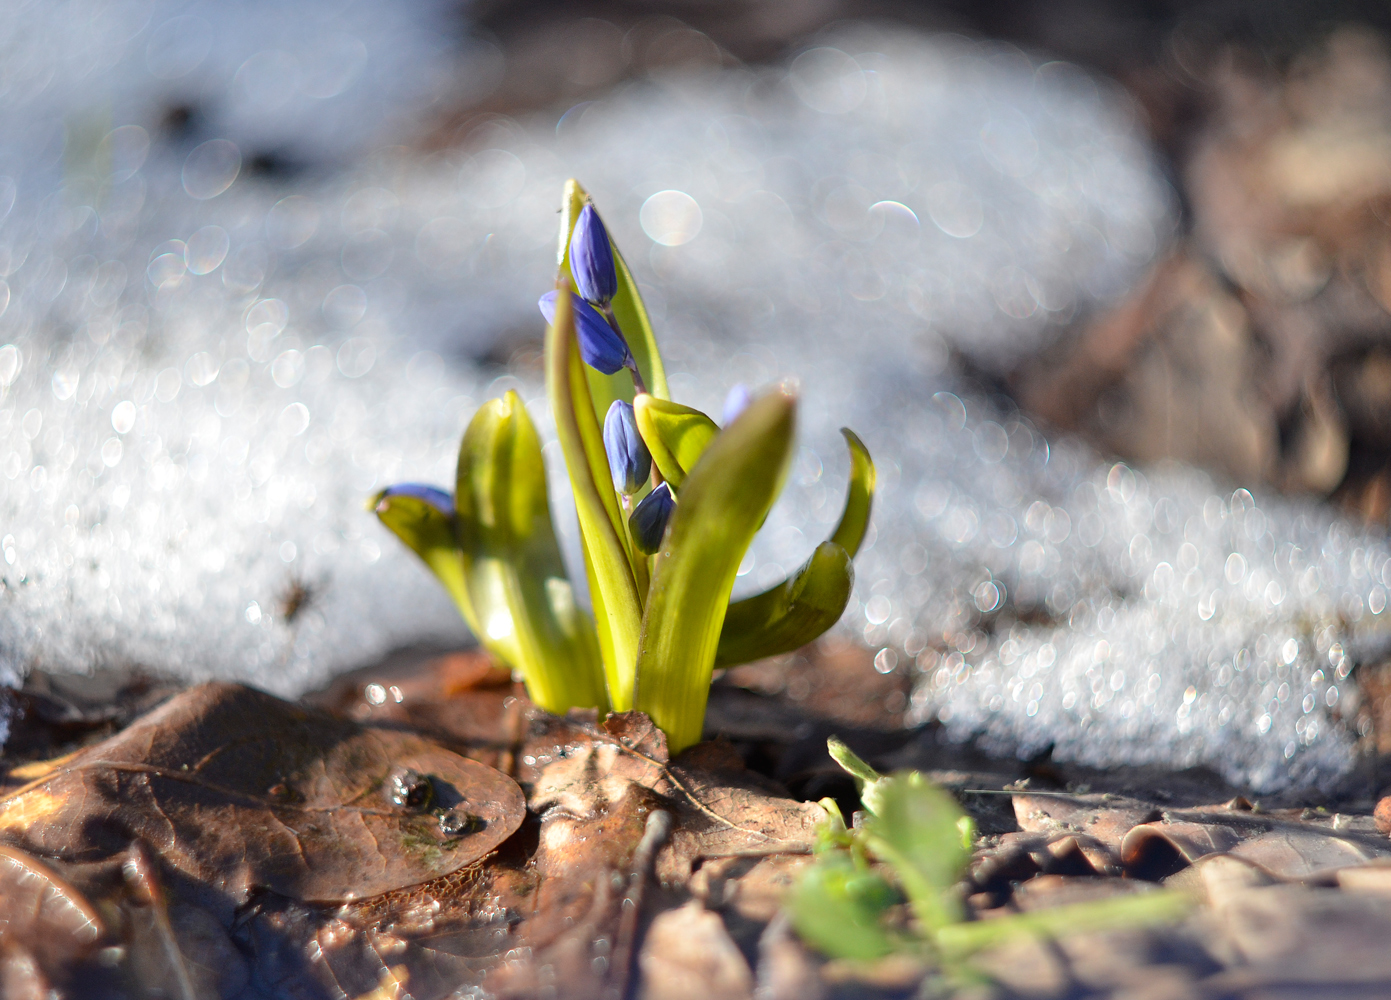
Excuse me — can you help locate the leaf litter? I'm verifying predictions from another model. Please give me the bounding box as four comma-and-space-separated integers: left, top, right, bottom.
9, 649, 1391, 997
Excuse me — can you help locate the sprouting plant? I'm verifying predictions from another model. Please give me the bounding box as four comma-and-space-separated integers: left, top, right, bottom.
790, 739, 1192, 987
370, 180, 876, 751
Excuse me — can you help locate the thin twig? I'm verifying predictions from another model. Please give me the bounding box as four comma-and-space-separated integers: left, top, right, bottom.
608, 808, 672, 1000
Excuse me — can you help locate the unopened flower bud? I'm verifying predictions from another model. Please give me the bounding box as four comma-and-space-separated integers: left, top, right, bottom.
722, 384, 753, 425
603, 400, 651, 495
377, 483, 454, 517
569, 204, 618, 306
629, 482, 675, 555
538, 290, 632, 375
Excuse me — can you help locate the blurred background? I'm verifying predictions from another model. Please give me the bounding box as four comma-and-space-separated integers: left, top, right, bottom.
11, 0, 1391, 791
456, 0, 1391, 513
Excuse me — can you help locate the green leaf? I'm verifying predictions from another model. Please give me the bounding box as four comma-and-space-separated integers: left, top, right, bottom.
712, 429, 874, 667
454, 390, 608, 715
860, 772, 972, 933
632, 395, 719, 489
814, 796, 852, 854
558, 179, 668, 423
546, 286, 644, 710
714, 542, 852, 667
370, 492, 478, 637
634, 389, 797, 752
827, 735, 896, 819
830, 428, 875, 557
934, 890, 1193, 958
789, 857, 897, 961
827, 736, 883, 787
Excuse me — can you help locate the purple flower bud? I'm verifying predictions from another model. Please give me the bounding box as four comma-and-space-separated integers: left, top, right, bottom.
378, 483, 454, 517
569, 204, 618, 306
538, 290, 632, 375
603, 400, 651, 495
723, 384, 753, 424
629, 482, 675, 555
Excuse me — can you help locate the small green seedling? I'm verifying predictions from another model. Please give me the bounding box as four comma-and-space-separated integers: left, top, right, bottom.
371, 180, 876, 751
791, 739, 1192, 985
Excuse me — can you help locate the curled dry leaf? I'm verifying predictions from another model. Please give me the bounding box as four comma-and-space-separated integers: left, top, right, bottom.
1122, 811, 1391, 882
0, 682, 525, 903
0, 844, 104, 970
1008, 791, 1391, 883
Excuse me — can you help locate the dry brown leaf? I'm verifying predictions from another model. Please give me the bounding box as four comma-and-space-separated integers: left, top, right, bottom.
1121, 812, 1391, 881
0, 682, 525, 903
638, 900, 753, 1000
0, 845, 104, 971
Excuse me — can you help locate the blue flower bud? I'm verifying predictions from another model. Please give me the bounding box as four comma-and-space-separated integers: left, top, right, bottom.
629, 482, 675, 555
603, 400, 651, 495
538, 290, 632, 375
569, 204, 618, 306
377, 483, 454, 516
722, 384, 753, 425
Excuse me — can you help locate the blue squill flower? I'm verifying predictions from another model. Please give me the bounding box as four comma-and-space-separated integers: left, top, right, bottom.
539, 290, 632, 375
570, 204, 617, 306
377, 483, 454, 516
604, 400, 651, 495
722, 384, 753, 425
629, 482, 675, 555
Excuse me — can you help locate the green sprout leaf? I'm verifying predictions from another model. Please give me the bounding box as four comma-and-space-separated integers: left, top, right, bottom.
826, 736, 898, 821
369, 491, 478, 637
454, 391, 608, 715
934, 889, 1193, 959
634, 388, 797, 752
546, 286, 645, 710
632, 395, 720, 489
860, 772, 972, 934
789, 856, 898, 961
827, 736, 883, 790
803, 742, 1191, 974
714, 429, 874, 667
558, 180, 668, 421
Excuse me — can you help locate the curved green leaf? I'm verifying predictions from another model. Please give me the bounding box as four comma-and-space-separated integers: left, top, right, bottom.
370, 492, 477, 636
712, 429, 874, 666
546, 288, 644, 709
634, 390, 797, 752
830, 428, 875, 556
714, 542, 852, 667
632, 394, 719, 489
558, 179, 668, 424
454, 391, 607, 714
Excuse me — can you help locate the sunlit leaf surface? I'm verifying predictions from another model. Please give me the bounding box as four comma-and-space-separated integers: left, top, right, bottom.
454, 391, 607, 713
635, 390, 796, 752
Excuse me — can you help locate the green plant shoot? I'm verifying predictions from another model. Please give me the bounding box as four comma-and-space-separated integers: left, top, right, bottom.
791, 739, 1193, 976
372, 180, 878, 752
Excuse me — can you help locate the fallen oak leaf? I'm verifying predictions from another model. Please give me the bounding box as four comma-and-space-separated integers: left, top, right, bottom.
0, 682, 525, 903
